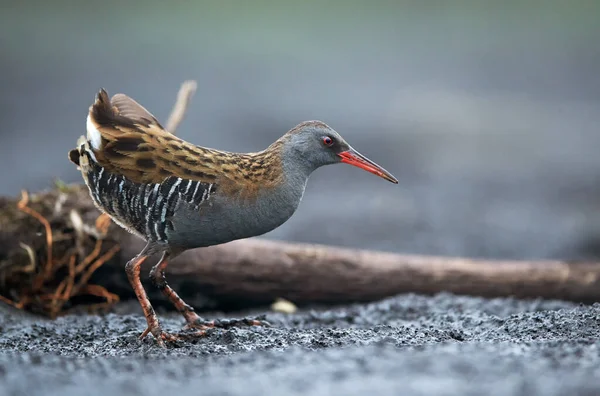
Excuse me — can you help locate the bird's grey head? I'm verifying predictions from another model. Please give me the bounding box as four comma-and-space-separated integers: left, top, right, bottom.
279, 120, 398, 184
281, 121, 348, 172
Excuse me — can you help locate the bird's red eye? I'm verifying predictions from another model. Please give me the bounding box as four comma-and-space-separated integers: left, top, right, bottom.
322, 136, 333, 146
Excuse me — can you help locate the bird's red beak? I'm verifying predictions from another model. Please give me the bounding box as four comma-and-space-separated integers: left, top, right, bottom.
338, 148, 398, 184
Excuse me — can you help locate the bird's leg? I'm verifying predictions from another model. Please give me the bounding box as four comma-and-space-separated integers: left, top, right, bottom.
149, 253, 266, 333
124, 253, 178, 347
148, 252, 207, 333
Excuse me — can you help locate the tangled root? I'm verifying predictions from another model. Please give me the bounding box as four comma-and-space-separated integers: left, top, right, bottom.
1, 189, 120, 318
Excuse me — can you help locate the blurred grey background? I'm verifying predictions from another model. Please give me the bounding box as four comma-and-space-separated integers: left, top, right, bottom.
1, 0, 599, 260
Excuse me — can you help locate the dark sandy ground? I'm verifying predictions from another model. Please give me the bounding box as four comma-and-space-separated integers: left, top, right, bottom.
1, 293, 599, 396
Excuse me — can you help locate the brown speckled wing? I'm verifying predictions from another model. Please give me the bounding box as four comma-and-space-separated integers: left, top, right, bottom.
86, 89, 224, 185
86, 89, 284, 197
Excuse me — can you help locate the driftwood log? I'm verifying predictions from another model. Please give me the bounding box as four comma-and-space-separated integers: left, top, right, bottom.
121, 231, 600, 307
1, 183, 600, 317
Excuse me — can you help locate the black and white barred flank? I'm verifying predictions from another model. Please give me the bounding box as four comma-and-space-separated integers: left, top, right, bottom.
83, 155, 216, 243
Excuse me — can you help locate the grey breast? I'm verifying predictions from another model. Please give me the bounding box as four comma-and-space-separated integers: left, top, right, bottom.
167, 177, 308, 250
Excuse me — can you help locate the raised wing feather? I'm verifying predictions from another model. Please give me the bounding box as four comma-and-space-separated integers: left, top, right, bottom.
85, 89, 219, 185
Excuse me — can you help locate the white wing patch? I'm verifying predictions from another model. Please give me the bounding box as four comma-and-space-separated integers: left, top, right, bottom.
86, 114, 102, 150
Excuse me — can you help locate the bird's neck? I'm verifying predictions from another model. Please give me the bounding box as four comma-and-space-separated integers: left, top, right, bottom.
212, 136, 315, 200
233, 137, 314, 187
237, 141, 311, 232
271, 138, 317, 187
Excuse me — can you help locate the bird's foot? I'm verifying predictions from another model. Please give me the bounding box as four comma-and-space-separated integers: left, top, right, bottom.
139, 326, 180, 347
182, 314, 270, 332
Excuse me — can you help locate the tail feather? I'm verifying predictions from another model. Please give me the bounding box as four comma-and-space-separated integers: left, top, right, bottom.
110, 93, 159, 124
87, 89, 162, 142
68, 135, 94, 169
85, 88, 166, 154
68, 148, 80, 167
70, 88, 181, 185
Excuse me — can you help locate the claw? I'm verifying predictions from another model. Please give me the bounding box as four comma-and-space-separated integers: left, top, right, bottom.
182, 318, 214, 332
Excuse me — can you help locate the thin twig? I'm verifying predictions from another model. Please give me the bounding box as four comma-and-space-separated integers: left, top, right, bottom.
78, 284, 119, 303
76, 244, 121, 289
0, 295, 19, 308
74, 239, 102, 274
18, 242, 36, 274
62, 255, 76, 301
61, 284, 119, 316
17, 190, 53, 289
165, 80, 197, 134
95, 213, 111, 236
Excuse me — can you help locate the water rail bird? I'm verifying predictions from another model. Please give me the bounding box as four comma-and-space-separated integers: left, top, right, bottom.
69, 89, 398, 346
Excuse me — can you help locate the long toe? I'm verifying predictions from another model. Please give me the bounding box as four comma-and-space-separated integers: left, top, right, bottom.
159, 331, 180, 343
183, 316, 270, 331
153, 331, 180, 347
139, 327, 151, 340
139, 326, 180, 347
182, 319, 213, 332
212, 317, 271, 328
